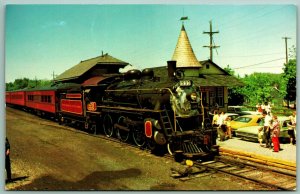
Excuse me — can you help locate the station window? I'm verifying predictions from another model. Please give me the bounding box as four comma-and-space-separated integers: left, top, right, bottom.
215, 87, 224, 107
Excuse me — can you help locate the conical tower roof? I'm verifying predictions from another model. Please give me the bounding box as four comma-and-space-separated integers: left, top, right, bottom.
172, 24, 202, 68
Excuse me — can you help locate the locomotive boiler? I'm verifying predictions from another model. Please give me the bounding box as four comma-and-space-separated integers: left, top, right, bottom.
92, 61, 218, 160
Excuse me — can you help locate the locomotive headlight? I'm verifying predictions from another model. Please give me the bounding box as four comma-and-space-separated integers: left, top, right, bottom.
190, 92, 197, 101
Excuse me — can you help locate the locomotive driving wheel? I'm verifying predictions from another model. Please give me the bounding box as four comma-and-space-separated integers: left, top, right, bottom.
132, 126, 146, 147
103, 114, 114, 137
116, 116, 130, 142
147, 139, 156, 151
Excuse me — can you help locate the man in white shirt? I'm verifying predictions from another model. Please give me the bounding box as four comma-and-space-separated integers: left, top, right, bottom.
263, 112, 273, 148
217, 112, 227, 141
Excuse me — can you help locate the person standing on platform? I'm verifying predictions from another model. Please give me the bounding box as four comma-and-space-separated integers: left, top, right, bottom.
271, 115, 280, 152
225, 117, 232, 139
212, 110, 219, 127
287, 111, 297, 145
263, 112, 273, 148
5, 137, 12, 183
258, 125, 264, 147
217, 112, 227, 141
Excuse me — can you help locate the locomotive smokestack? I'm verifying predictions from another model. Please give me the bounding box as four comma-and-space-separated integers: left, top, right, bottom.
167, 60, 177, 78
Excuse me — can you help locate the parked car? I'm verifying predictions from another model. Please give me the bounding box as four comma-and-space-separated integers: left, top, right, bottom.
235, 116, 291, 143
224, 113, 239, 121
228, 106, 261, 116
230, 115, 264, 131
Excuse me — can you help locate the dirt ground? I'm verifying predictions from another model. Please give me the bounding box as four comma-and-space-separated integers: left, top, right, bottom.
5, 107, 269, 191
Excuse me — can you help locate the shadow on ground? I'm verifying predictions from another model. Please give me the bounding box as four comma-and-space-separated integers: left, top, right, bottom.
10, 168, 142, 190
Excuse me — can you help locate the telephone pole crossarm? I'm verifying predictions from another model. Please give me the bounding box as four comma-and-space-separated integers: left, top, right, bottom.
203, 20, 220, 61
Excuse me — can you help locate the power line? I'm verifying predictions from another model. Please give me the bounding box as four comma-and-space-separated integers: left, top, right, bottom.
251, 66, 285, 69
217, 6, 289, 46
233, 58, 285, 69
218, 52, 283, 58
216, 6, 268, 29
219, 6, 285, 31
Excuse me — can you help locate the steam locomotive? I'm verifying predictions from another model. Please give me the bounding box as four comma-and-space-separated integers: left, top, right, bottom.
6, 61, 218, 161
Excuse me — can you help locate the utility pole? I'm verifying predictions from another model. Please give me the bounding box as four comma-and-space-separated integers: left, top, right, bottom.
203, 20, 220, 61
35, 76, 38, 87
52, 71, 58, 83
282, 37, 291, 64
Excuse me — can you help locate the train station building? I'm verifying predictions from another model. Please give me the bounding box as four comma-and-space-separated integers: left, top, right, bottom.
54, 23, 244, 112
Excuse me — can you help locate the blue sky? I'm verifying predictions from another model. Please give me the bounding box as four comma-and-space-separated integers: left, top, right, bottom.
5, 4, 297, 82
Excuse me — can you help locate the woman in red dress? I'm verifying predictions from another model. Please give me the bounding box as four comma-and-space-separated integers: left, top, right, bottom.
271, 115, 280, 152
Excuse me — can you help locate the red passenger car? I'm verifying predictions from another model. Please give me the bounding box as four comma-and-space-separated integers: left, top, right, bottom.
5, 92, 11, 104
6, 91, 26, 106
25, 89, 57, 115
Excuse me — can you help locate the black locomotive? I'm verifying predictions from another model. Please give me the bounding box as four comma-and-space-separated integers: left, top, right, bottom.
83, 61, 218, 160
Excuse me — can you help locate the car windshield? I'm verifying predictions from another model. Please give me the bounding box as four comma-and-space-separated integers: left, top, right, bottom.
258, 120, 264, 126
230, 107, 249, 112
234, 117, 252, 123
235, 107, 249, 111
240, 107, 250, 111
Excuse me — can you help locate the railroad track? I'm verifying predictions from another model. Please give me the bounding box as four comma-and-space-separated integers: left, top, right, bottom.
6, 107, 297, 190
193, 157, 296, 191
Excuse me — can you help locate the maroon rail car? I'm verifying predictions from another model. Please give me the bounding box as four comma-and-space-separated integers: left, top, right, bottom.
6, 91, 26, 106
25, 90, 57, 114
5, 92, 11, 104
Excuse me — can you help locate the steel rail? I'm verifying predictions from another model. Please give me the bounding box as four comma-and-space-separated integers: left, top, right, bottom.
195, 159, 296, 191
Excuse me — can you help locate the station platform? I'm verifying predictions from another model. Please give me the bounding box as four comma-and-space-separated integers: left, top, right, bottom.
216, 138, 297, 168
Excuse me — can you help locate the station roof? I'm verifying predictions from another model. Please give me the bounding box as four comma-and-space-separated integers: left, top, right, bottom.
22, 82, 82, 91
55, 53, 129, 82
171, 24, 202, 68
152, 60, 244, 87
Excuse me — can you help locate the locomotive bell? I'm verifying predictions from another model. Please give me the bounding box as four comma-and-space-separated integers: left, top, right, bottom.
141, 68, 154, 80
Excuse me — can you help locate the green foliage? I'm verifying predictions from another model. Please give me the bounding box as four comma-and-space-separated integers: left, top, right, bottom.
224, 65, 235, 76
224, 65, 245, 105
6, 78, 53, 91
239, 73, 287, 106
224, 64, 287, 106
282, 58, 296, 102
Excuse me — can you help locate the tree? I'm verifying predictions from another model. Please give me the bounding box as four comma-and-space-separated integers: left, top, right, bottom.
5, 78, 53, 91
282, 59, 296, 105
14, 78, 29, 89
224, 65, 245, 105
282, 46, 297, 107
239, 73, 286, 106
